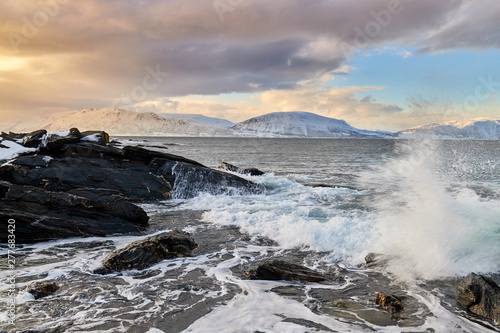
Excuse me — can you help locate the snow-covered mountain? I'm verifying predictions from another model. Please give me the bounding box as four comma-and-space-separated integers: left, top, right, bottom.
7, 108, 233, 137
232, 112, 393, 138
158, 113, 235, 128
398, 117, 500, 140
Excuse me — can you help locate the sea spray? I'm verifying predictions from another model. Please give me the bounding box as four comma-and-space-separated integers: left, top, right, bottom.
361, 140, 500, 280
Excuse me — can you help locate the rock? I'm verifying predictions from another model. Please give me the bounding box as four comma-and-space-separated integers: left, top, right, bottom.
100, 231, 197, 272
80, 130, 110, 145
0, 149, 172, 201
246, 260, 327, 282
364, 252, 393, 267
218, 161, 265, 176
123, 146, 205, 167
41, 128, 81, 152
22, 129, 47, 148
0, 182, 149, 243
159, 160, 263, 199
375, 293, 404, 313
1, 131, 27, 141
0, 132, 262, 242
27, 281, 59, 299
456, 272, 500, 322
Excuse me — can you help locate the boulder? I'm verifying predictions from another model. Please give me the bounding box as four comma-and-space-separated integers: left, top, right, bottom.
27, 281, 59, 299
123, 146, 205, 167
99, 231, 197, 272
246, 260, 327, 282
41, 128, 81, 152
80, 130, 110, 145
375, 293, 404, 313
22, 129, 47, 148
159, 160, 263, 199
456, 272, 500, 322
0, 151, 172, 201
0, 181, 149, 243
364, 252, 394, 267
1, 131, 27, 141
218, 161, 265, 176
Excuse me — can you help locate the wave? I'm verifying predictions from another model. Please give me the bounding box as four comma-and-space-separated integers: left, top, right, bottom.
360, 140, 500, 280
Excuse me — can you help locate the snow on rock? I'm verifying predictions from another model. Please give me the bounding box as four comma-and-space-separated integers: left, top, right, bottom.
398, 117, 500, 139
0, 139, 36, 161
232, 111, 393, 138
81, 133, 101, 142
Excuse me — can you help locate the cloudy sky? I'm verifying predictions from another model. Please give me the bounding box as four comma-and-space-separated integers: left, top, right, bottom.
1, 0, 499, 131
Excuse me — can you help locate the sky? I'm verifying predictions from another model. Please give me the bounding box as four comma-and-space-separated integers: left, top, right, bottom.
1, 0, 500, 131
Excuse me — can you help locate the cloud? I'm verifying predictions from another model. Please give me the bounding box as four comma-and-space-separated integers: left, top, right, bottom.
0, 0, 499, 124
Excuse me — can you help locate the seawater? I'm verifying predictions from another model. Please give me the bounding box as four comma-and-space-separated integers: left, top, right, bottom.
1, 138, 499, 332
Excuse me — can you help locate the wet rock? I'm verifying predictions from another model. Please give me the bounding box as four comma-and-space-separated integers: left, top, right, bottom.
80, 130, 110, 145
22, 129, 47, 148
374, 293, 404, 313
0, 182, 149, 243
364, 252, 396, 267
218, 161, 265, 176
246, 260, 327, 282
0, 151, 172, 201
456, 272, 500, 322
160, 160, 263, 199
100, 230, 197, 272
27, 281, 59, 299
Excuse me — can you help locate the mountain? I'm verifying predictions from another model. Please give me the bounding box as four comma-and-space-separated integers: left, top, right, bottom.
232, 111, 393, 138
158, 113, 235, 128
7, 108, 233, 137
398, 117, 500, 139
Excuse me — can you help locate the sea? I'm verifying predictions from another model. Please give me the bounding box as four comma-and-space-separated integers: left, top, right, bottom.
1, 137, 500, 332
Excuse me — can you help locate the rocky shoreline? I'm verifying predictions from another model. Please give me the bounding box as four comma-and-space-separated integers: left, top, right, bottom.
0, 129, 262, 243
1, 129, 499, 331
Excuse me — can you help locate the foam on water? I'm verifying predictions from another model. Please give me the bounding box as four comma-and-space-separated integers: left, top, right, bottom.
180, 174, 374, 265
360, 140, 500, 280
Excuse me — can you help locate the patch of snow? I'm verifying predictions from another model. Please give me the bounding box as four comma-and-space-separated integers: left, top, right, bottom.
0, 140, 36, 160
81, 133, 101, 142
49, 130, 70, 137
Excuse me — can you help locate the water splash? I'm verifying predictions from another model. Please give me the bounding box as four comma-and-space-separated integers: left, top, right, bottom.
362, 140, 500, 280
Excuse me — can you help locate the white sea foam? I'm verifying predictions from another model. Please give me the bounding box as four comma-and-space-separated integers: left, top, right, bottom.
180, 174, 375, 265
360, 140, 500, 280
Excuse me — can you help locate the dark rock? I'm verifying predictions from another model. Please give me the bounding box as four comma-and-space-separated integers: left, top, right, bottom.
10, 155, 52, 167
456, 272, 500, 322
27, 281, 59, 299
0, 142, 8, 149
41, 128, 82, 152
246, 260, 327, 282
80, 130, 110, 145
218, 161, 265, 176
159, 160, 263, 199
1, 131, 27, 141
100, 230, 197, 272
0, 152, 171, 201
93, 267, 113, 275
0, 182, 149, 243
375, 293, 404, 313
22, 129, 47, 148
364, 252, 393, 267
123, 146, 205, 167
